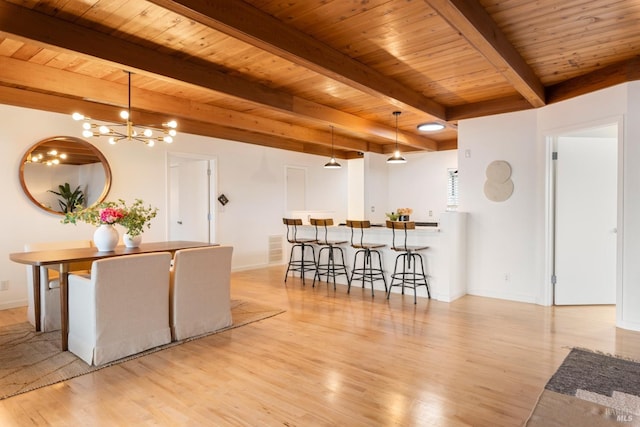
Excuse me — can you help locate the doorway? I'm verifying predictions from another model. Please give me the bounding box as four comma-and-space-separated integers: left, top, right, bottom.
549, 123, 619, 305
167, 153, 217, 244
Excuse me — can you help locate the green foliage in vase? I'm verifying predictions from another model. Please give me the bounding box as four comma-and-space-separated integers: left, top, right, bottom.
62, 199, 158, 237
48, 183, 85, 213
116, 199, 159, 237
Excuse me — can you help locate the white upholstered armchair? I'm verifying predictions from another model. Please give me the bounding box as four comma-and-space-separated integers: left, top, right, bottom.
67, 252, 173, 366
170, 245, 233, 341
25, 240, 93, 331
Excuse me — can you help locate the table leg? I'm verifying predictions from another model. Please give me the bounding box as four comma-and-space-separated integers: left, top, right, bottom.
32, 266, 41, 332
59, 263, 69, 351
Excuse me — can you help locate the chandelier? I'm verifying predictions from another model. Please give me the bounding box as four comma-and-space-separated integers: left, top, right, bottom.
72, 71, 177, 147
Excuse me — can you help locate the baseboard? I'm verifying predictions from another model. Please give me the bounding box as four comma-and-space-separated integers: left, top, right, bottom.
466, 288, 537, 304
0, 299, 28, 311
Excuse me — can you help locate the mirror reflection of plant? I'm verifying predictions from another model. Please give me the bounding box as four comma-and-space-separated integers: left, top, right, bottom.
48, 183, 85, 213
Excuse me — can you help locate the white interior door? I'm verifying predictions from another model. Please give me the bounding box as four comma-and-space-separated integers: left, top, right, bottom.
168, 155, 215, 243
554, 129, 617, 305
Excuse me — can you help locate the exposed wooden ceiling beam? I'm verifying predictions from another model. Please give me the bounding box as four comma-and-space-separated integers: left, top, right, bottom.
437, 139, 458, 151
0, 0, 437, 151
447, 95, 534, 121
0, 84, 354, 158
546, 56, 640, 104
147, 0, 447, 120
425, 0, 545, 109
0, 58, 385, 154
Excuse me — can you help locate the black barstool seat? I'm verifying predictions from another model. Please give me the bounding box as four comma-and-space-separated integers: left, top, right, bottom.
386, 220, 431, 304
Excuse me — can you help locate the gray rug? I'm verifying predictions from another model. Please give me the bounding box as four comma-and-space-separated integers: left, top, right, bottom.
526, 348, 640, 426
0, 300, 284, 400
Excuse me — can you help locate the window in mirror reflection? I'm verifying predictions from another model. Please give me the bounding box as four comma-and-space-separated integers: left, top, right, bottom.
20, 136, 111, 215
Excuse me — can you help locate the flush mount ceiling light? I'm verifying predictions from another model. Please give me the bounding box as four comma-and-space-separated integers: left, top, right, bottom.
417, 122, 445, 132
324, 125, 342, 169
72, 71, 177, 147
387, 111, 407, 164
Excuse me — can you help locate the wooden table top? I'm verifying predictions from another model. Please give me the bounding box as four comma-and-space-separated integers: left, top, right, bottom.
10, 241, 217, 266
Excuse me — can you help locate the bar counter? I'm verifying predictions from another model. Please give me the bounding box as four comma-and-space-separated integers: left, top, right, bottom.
290, 212, 467, 302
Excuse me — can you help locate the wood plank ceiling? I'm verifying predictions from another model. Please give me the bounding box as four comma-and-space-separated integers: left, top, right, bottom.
0, 0, 639, 159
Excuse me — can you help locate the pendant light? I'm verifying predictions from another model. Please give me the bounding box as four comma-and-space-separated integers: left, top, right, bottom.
324, 125, 342, 169
387, 111, 406, 164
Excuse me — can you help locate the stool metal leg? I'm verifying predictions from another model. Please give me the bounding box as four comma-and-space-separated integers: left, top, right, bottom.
387, 251, 429, 304
314, 245, 349, 290
285, 242, 317, 285
349, 248, 386, 297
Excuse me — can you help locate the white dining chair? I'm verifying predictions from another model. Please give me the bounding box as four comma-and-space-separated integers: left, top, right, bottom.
67, 252, 172, 366
24, 240, 93, 331
170, 245, 233, 341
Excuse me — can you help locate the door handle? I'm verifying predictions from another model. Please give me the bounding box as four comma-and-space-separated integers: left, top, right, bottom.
177, 221, 183, 225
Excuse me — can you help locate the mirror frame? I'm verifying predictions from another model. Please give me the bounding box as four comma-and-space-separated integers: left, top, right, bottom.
19, 136, 112, 215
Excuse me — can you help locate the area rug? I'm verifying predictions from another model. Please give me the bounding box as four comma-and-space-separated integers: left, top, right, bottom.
526, 348, 640, 426
0, 299, 284, 401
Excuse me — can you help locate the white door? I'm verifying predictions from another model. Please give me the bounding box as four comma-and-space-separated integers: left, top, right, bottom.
554, 128, 617, 305
168, 155, 214, 243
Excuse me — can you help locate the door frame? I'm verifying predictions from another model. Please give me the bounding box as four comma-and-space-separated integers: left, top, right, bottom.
543, 116, 624, 307
166, 152, 218, 244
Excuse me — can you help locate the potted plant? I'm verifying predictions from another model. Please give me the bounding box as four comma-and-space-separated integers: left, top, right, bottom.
62, 199, 158, 250
62, 201, 126, 252
116, 199, 158, 247
48, 182, 85, 213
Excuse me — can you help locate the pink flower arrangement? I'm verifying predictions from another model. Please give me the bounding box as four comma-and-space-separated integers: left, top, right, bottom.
99, 207, 126, 225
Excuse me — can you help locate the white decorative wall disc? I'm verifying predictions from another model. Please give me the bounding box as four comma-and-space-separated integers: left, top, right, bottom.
484, 160, 514, 202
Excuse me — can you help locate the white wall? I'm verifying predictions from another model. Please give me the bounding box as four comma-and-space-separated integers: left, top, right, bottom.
387, 149, 457, 223
458, 109, 543, 303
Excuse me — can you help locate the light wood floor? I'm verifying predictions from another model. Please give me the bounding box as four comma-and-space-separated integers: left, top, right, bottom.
1, 266, 639, 426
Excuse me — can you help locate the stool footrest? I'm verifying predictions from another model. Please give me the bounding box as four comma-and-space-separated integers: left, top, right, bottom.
387, 252, 431, 304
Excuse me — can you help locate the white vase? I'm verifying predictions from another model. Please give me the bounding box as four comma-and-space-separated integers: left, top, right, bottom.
123, 232, 142, 248
93, 224, 119, 252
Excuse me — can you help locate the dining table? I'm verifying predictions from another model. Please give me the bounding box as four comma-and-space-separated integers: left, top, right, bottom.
10, 240, 217, 351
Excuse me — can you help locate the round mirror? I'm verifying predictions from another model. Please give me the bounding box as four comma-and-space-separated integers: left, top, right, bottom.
19, 136, 112, 215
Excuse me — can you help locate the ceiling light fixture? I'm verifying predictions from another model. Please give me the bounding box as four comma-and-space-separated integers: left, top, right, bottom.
387, 111, 406, 164
72, 71, 177, 147
324, 125, 342, 169
417, 122, 445, 132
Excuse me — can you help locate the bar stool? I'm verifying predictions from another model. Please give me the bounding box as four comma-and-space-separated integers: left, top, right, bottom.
346, 220, 387, 297
283, 218, 317, 284
386, 220, 431, 304
310, 218, 350, 289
